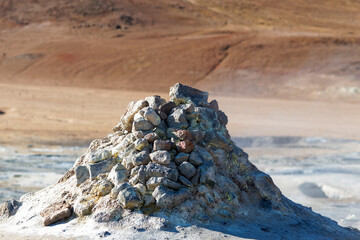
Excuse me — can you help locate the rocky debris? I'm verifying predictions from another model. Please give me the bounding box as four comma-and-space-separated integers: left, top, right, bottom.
0, 199, 21, 219
40, 202, 72, 226
8, 82, 350, 240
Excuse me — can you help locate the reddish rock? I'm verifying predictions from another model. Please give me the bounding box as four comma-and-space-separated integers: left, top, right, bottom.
153, 140, 172, 151
176, 140, 194, 153
174, 129, 193, 141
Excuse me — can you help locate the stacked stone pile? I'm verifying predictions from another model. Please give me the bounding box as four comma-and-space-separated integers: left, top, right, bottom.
1, 83, 287, 226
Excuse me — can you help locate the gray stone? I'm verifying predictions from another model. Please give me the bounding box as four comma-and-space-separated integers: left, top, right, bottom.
152, 185, 191, 209
189, 151, 204, 166
131, 148, 150, 166
75, 165, 90, 185
146, 176, 165, 190
199, 161, 216, 188
145, 95, 166, 109
143, 107, 161, 126
117, 186, 143, 210
111, 182, 131, 198
209, 99, 219, 111
190, 129, 205, 143
92, 209, 122, 223
191, 168, 200, 185
88, 157, 116, 179
143, 194, 156, 207
134, 183, 146, 196
134, 138, 149, 151
0, 199, 21, 219
217, 110, 228, 125
175, 152, 189, 165
133, 116, 153, 131
119, 100, 149, 132
178, 162, 197, 179
108, 164, 128, 186
146, 176, 184, 190
179, 175, 192, 187
167, 109, 188, 129
150, 150, 171, 165
160, 101, 176, 115
169, 83, 209, 105
145, 162, 178, 182
144, 132, 159, 143
153, 139, 172, 151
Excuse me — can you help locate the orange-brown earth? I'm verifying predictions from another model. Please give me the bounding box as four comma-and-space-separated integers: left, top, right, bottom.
0, 0, 360, 145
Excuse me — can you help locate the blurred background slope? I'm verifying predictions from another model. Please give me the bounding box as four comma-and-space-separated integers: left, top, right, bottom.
0, 0, 360, 100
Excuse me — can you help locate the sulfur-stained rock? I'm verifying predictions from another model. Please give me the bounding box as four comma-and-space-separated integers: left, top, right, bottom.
134, 138, 149, 151
178, 162, 196, 179
91, 180, 114, 197
149, 150, 171, 165
74, 196, 95, 217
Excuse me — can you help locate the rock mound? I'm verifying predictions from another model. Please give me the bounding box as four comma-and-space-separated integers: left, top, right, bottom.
1, 83, 359, 239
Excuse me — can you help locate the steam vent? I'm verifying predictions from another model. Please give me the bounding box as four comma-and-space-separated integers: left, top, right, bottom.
1, 83, 359, 239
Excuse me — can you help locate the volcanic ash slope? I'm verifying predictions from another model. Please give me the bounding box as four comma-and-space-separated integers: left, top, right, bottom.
1, 83, 359, 240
